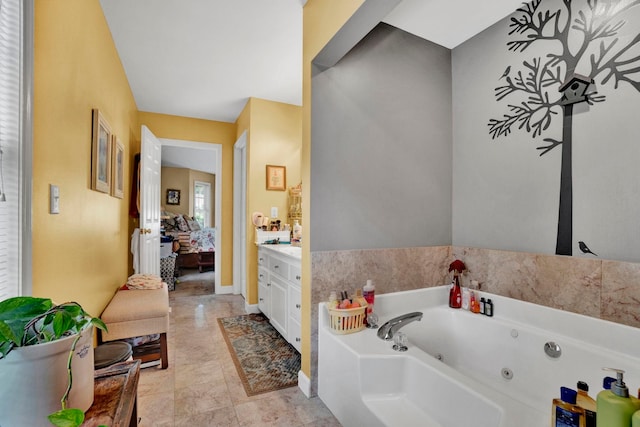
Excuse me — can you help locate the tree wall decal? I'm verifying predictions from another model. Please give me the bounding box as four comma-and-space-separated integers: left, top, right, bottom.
488, 0, 640, 256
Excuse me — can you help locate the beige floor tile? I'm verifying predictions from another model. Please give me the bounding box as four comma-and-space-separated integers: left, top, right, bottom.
135, 277, 340, 426
174, 406, 240, 427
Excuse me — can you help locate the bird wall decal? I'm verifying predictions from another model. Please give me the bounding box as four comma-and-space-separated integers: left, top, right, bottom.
578, 241, 598, 257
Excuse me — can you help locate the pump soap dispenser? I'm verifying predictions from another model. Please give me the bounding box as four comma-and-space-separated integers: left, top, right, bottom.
596, 368, 640, 427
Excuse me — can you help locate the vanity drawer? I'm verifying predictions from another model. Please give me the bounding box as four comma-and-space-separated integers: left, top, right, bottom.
269, 256, 289, 279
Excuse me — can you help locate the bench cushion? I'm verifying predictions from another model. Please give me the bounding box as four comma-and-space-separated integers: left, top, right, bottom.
101, 284, 169, 342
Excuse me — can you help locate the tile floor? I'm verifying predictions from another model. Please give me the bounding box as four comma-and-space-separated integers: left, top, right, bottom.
136, 271, 341, 427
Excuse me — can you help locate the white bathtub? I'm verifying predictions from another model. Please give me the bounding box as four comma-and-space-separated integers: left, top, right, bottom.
318, 286, 640, 427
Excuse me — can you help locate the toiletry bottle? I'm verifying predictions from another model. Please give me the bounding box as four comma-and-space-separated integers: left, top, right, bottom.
632, 408, 640, 427
363, 279, 375, 316
479, 297, 486, 314
293, 220, 302, 242
596, 368, 640, 427
461, 286, 470, 310
470, 291, 480, 313
576, 381, 597, 427
552, 387, 586, 427
485, 299, 494, 317
449, 272, 462, 308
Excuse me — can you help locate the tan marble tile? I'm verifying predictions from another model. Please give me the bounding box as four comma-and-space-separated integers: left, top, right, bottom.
601, 260, 640, 328
137, 391, 175, 426
234, 393, 304, 427
175, 381, 233, 417
174, 406, 240, 427
175, 359, 224, 389
138, 365, 175, 396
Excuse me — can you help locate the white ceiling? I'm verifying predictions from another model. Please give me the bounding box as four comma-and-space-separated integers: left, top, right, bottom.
100, 0, 522, 172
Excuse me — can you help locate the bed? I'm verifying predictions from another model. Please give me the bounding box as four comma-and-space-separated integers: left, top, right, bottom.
162, 214, 215, 275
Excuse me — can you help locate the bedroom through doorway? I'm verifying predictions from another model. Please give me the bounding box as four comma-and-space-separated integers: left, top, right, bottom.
158, 138, 222, 294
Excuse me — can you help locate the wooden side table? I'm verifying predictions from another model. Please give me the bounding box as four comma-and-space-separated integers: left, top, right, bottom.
82, 360, 140, 427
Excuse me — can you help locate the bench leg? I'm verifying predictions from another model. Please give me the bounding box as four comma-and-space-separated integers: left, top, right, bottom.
160, 332, 168, 369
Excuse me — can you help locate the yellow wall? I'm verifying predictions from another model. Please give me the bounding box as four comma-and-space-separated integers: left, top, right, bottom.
161, 167, 191, 217
138, 112, 236, 287
301, 0, 364, 377
33, 0, 138, 316
238, 98, 302, 306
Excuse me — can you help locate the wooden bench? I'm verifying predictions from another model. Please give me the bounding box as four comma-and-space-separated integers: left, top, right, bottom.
99, 284, 169, 369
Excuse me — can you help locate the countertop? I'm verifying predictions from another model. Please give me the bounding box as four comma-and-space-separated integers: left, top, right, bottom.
257, 244, 301, 260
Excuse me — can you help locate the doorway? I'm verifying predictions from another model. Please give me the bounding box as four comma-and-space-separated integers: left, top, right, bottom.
159, 138, 222, 292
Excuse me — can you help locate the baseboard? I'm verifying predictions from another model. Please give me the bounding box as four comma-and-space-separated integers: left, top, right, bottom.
244, 302, 260, 314
216, 284, 233, 295
298, 370, 311, 397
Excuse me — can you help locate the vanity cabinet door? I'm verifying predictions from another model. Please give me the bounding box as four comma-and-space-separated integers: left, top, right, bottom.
270, 275, 288, 337
288, 282, 302, 353
258, 267, 270, 318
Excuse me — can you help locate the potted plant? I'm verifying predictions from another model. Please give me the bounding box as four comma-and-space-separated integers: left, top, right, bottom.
0, 296, 107, 427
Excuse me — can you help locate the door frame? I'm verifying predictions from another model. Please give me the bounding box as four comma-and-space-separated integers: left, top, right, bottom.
233, 132, 247, 298
160, 138, 222, 291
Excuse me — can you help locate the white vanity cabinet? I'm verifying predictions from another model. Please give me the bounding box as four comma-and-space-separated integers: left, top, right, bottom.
257, 245, 302, 353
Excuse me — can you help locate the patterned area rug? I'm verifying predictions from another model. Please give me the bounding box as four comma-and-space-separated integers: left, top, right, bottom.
218, 313, 300, 396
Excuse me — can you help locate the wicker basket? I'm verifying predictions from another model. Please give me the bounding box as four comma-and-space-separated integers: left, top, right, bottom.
326, 302, 368, 335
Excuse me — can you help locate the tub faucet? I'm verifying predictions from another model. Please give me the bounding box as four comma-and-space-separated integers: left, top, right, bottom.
377, 312, 423, 341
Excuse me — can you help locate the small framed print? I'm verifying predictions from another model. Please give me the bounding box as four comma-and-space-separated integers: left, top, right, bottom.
166, 189, 181, 205
91, 109, 111, 193
111, 135, 124, 199
266, 165, 286, 191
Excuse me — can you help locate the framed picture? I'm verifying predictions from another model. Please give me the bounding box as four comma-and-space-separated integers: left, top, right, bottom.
91, 109, 112, 193
166, 189, 181, 205
111, 135, 124, 199
266, 165, 286, 191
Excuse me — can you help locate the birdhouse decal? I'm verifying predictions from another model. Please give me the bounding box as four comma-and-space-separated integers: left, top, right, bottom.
559, 74, 594, 105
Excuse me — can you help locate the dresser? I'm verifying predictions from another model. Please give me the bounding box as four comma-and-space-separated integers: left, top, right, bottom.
257, 245, 302, 352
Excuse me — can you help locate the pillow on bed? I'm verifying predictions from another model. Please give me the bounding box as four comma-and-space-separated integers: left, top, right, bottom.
185, 216, 201, 231
175, 214, 189, 232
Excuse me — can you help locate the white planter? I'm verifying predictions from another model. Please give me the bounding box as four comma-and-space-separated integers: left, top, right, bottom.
0, 326, 94, 427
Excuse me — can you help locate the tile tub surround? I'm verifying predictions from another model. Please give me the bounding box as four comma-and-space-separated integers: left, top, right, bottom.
310, 245, 640, 395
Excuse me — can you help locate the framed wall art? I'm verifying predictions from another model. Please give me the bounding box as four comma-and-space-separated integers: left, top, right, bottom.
111, 135, 124, 199
266, 164, 286, 191
166, 189, 181, 205
91, 109, 112, 193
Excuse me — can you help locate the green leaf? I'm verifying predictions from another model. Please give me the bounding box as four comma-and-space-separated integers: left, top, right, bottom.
90, 317, 108, 332
47, 408, 84, 427
52, 311, 75, 339
0, 297, 52, 321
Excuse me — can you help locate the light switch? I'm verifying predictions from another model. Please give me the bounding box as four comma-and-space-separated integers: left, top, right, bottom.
271, 206, 278, 218
50, 184, 60, 214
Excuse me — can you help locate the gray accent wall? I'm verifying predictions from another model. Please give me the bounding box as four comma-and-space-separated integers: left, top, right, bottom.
311, 23, 452, 252
452, 3, 640, 262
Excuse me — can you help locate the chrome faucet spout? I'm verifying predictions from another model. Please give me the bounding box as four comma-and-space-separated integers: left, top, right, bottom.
377, 311, 423, 341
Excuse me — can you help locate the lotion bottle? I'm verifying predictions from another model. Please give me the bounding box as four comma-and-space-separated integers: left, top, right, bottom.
596, 368, 640, 427
632, 409, 640, 427
552, 387, 586, 427
576, 381, 597, 427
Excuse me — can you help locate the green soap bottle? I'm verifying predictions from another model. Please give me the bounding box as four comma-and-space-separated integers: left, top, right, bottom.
596, 368, 640, 427
633, 409, 640, 427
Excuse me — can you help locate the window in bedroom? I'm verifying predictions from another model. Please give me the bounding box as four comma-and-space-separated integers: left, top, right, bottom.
193, 181, 211, 228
